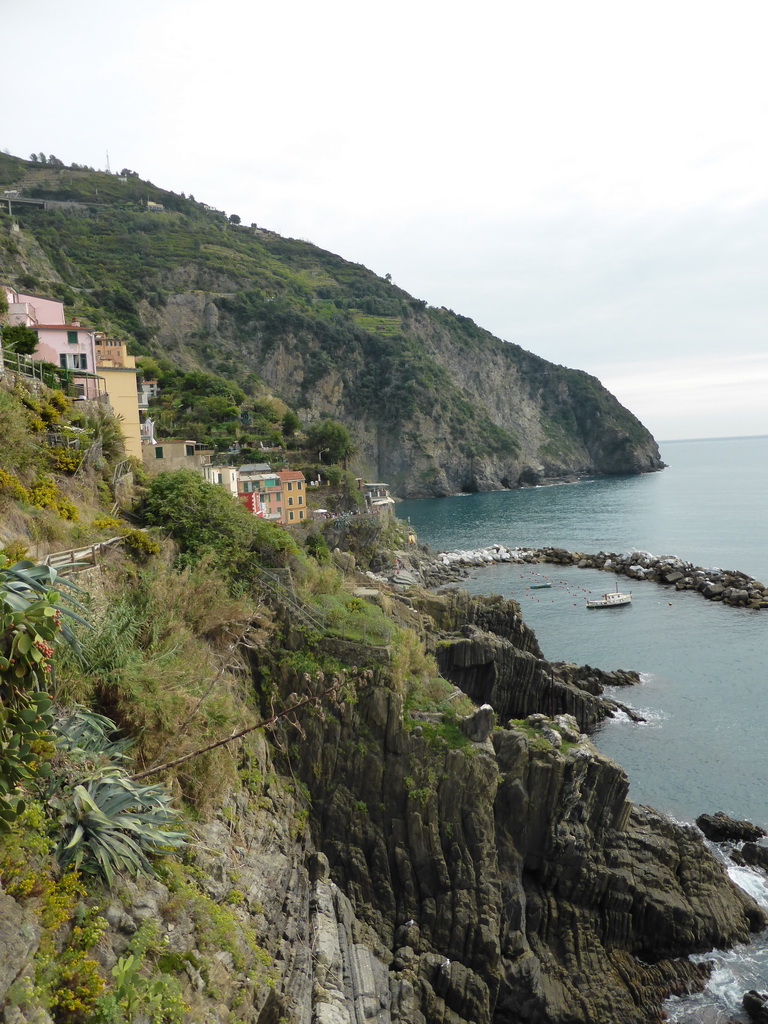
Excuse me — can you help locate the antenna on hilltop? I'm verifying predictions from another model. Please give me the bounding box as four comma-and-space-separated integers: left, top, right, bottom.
106, 149, 111, 173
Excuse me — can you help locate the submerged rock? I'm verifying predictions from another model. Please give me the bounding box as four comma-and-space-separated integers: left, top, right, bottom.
696, 812, 767, 844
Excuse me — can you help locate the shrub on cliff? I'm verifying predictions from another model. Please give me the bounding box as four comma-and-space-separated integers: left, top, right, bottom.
0, 558, 89, 830
141, 470, 295, 587
0, 389, 36, 472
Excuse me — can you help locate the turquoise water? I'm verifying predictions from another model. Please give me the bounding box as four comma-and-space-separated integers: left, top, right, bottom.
397, 436, 768, 1020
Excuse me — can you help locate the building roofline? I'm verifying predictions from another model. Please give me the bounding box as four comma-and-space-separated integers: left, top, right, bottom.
33, 323, 94, 331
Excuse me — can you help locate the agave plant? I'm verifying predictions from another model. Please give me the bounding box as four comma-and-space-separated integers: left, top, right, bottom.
0, 559, 82, 830
50, 706, 186, 886
53, 706, 132, 762
55, 772, 186, 886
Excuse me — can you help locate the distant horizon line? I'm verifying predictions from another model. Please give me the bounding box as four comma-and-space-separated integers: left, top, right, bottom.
660, 434, 768, 444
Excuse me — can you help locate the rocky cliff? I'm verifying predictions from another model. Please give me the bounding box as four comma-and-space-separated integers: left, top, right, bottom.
248, 586, 762, 1024
279, 671, 761, 1024
0, 575, 763, 1024
150, 291, 664, 497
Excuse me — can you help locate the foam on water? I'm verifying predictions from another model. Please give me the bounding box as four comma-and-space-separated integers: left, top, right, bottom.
666, 867, 768, 1023
602, 703, 667, 727
728, 865, 768, 909
665, 932, 768, 1023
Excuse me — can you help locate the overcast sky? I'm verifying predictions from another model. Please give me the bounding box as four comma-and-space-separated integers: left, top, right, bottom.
5, 0, 768, 441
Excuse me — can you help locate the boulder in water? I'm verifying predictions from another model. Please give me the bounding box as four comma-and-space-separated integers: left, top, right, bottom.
696, 811, 767, 843
743, 990, 768, 1023
740, 843, 768, 872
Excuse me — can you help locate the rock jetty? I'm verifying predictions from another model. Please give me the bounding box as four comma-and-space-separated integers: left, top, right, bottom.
431, 544, 768, 609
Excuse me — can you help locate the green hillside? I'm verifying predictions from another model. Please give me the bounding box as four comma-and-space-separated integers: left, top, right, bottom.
0, 152, 663, 496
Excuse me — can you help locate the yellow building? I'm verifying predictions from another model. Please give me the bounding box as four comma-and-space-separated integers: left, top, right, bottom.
94, 335, 142, 460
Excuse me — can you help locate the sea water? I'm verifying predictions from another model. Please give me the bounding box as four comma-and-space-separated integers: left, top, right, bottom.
396, 435, 768, 1022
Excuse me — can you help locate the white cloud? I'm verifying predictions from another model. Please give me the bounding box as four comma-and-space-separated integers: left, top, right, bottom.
598, 353, 768, 439
5, 0, 768, 440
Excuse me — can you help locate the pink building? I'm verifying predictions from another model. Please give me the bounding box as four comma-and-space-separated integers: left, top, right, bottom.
2, 286, 101, 398
33, 322, 97, 374
2, 286, 66, 328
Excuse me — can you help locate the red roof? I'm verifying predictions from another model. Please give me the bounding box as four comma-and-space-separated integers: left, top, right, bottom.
278, 470, 305, 482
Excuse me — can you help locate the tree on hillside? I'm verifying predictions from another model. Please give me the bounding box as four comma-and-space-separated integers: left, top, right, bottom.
190, 395, 240, 425
282, 410, 300, 437
305, 419, 357, 466
141, 469, 295, 580
1, 323, 38, 355
175, 371, 246, 409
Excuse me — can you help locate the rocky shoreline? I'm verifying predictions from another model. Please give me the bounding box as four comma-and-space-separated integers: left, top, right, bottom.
422, 543, 768, 609
287, 578, 767, 1024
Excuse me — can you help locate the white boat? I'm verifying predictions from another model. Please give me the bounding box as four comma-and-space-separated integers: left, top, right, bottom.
586, 588, 632, 609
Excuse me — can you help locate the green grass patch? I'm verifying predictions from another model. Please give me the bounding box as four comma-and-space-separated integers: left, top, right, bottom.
508, 718, 578, 755
350, 311, 402, 335
309, 592, 393, 645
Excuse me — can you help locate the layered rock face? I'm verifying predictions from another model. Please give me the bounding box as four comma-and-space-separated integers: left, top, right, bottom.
285, 673, 762, 1024
271, 588, 763, 1023
1, 581, 761, 1024
412, 589, 639, 732
273, 586, 763, 1023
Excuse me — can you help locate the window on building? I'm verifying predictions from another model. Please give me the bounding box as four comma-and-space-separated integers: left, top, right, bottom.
297, 481, 303, 490
155, 447, 164, 459
299, 510, 304, 520
289, 511, 294, 521
67, 331, 78, 344
185, 444, 195, 457
286, 482, 293, 491
277, 507, 281, 515
288, 497, 293, 506
59, 353, 87, 370
297, 495, 303, 505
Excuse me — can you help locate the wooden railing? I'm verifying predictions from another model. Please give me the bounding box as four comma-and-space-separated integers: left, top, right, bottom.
44, 534, 131, 573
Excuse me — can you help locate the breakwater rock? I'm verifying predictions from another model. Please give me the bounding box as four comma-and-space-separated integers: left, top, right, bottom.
435, 544, 768, 609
